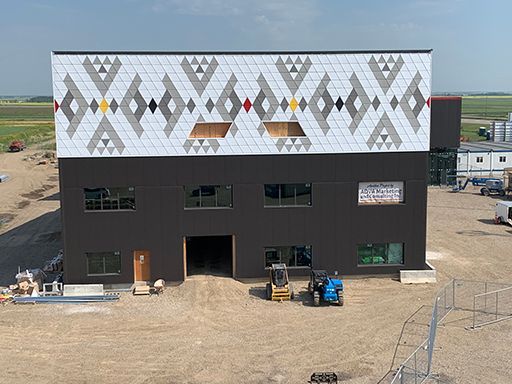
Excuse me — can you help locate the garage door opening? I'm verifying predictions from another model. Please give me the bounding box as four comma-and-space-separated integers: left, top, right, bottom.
184, 235, 234, 277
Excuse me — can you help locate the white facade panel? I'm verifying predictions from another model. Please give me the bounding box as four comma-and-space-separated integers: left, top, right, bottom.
52, 51, 432, 158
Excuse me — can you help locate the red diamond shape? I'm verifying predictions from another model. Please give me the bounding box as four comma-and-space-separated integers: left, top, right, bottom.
243, 97, 252, 112
54, 100, 60, 113
426, 96, 431, 108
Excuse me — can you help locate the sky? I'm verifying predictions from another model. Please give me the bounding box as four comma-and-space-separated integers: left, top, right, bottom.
0, 0, 510, 95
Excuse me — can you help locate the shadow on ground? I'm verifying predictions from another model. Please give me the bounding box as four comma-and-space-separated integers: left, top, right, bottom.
0, 209, 62, 286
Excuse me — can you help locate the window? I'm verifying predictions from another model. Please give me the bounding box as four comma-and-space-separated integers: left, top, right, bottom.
263, 122, 305, 137
357, 243, 404, 265
476, 157, 483, 163
84, 187, 135, 211
264, 246, 312, 268
86, 251, 121, 275
184, 185, 233, 208
189, 122, 231, 138
264, 183, 312, 207
358, 182, 404, 205
500, 156, 507, 163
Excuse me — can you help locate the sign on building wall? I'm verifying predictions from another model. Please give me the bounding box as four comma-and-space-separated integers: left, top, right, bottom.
358, 182, 404, 204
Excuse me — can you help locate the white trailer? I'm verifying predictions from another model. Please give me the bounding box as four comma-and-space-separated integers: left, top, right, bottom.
495, 201, 512, 225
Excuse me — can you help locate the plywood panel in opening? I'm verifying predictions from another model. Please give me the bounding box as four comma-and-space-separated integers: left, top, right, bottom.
189, 122, 231, 138
263, 122, 305, 137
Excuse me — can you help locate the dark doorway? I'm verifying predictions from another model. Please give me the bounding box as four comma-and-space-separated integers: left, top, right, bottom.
185, 235, 233, 277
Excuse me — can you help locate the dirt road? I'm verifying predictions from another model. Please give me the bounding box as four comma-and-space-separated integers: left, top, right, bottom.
1, 154, 511, 383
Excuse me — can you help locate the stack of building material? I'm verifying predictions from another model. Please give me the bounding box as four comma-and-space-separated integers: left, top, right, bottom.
14, 294, 119, 304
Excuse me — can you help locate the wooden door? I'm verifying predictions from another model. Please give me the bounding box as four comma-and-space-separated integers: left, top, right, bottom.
133, 250, 151, 282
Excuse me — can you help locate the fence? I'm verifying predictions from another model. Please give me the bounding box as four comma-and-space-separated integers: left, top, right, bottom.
390, 281, 455, 384
388, 279, 512, 383
472, 286, 512, 329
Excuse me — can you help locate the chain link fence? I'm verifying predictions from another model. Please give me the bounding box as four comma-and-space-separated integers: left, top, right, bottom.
472, 286, 512, 328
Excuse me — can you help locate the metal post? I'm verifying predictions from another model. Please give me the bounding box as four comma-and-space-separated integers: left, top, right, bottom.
473, 295, 476, 329
452, 279, 456, 309
496, 292, 499, 321
444, 286, 447, 312
414, 352, 418, 384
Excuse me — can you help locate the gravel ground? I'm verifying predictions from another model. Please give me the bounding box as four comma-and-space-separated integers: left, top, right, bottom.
1, 152, 511, 383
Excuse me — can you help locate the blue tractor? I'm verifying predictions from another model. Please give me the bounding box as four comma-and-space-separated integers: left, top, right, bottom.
308, 269, 344, 306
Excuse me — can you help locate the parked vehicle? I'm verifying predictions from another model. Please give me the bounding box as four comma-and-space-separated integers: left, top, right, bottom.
495, 201, 512, 225
308, 269, 344, 306
8, 140, 25, 152
480, 179, 505, 196
266, 263, 293, 301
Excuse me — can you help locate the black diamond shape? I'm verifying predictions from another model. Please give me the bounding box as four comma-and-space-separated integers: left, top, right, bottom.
90, 99, 99, 113
148, 98, 158, 113
110, 99, 118, 113
335, 97, 344, 111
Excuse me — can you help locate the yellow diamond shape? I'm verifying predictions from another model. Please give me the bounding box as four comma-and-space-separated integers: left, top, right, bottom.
289, 97, 298, 112
99, 99, 109, 113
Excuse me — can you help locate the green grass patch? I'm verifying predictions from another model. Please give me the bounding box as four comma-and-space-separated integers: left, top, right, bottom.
0, 122, 55, 151
460, 122, 487, 142
0, 104, 54, 121
462, 96, 512, 120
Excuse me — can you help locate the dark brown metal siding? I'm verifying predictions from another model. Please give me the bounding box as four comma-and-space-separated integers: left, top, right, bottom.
59, 152, 428, 283
430, 97, 462, 149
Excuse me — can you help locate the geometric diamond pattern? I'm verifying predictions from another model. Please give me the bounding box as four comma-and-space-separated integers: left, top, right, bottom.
308, 73, 335, 134
367, 112, 403, 150
275, 56, 312, 95
399, 71, 426, 133
345, 73, 371, 134
368, 54, 404, 93
159, 74, 186, 137
215, 74, 242, 121
53, 51, 432, 157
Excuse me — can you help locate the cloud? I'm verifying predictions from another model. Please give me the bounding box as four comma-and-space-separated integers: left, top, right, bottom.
152, 0, 319, 26
149, 0, 320, 43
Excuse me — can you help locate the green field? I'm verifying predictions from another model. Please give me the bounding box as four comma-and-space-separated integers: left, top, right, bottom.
461, 96, 512, 120
0, 103, 55, 151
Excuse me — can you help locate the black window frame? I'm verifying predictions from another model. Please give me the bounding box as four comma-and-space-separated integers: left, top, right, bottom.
184, 184, 233, 209
264, 183, 312, 207
357, 243, 404, 266
86, 251, 122, 276
499, 156, 506, 163
84, 187, 136, 212
476, 157, 483, 163
264, 245, 312, 269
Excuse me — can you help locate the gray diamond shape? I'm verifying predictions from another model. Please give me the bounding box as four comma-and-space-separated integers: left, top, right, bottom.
159, 74, 186, 137
187, 99, 196, 113
280, 98, 288, 112
90, 99, 99, 113
83, 56, 121, 96
345, 73, 371, 134
215, 74, 242, 121
372, 96, 381, 110
299, 97, 307, 111
390, 96, 399, 110
275, 56, 312, 94
206, 98, 214, 113
252, 74, 278, 121
181, 56, 219, 96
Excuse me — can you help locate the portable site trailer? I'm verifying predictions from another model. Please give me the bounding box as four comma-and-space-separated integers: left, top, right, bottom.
495, 201, 512, 225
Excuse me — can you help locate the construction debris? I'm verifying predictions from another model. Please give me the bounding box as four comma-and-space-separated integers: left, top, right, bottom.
42, 250, 64, 273
0, 174, 9, 183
